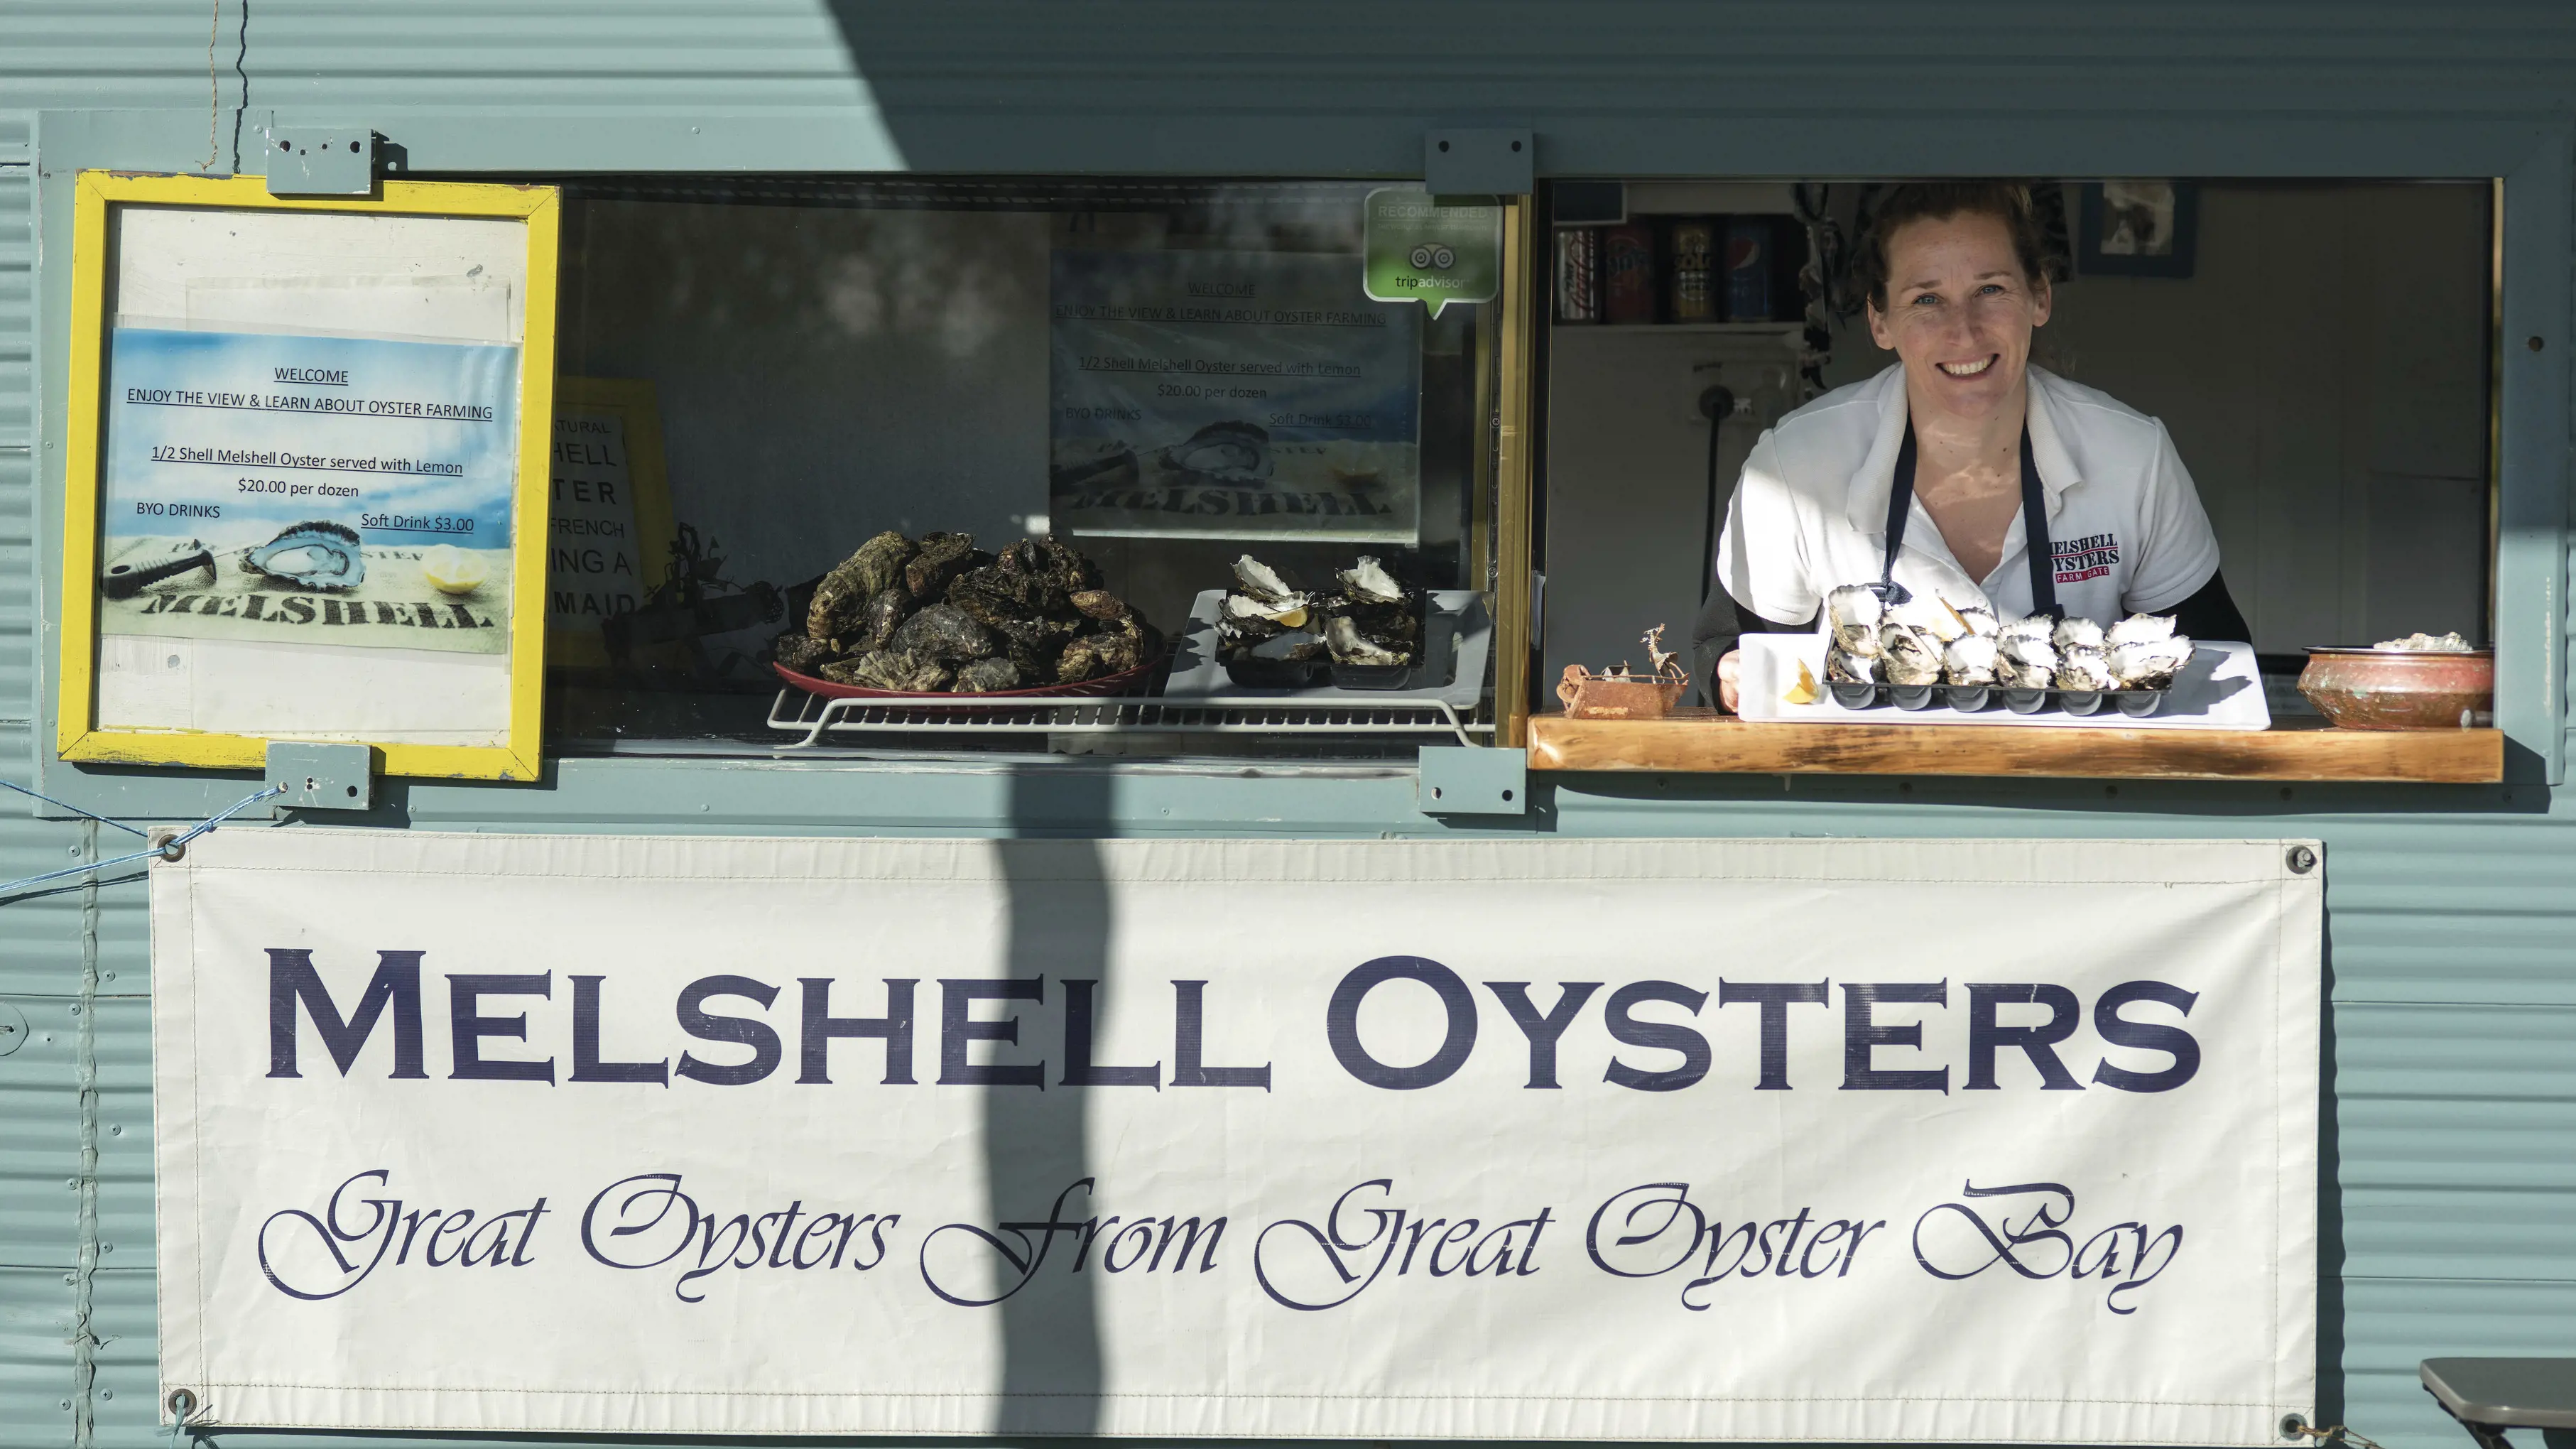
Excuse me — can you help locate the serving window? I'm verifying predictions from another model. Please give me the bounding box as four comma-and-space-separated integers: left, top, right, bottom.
541, 178, 1527, 759
51, 169, 2513, 789
1531, 178, 2505, 782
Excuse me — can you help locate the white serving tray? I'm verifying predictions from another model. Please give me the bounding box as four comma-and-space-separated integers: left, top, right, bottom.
1737, 632, 2273, 731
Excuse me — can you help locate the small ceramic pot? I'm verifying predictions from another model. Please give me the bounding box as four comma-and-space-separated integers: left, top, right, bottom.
2297, 647, 2494, 730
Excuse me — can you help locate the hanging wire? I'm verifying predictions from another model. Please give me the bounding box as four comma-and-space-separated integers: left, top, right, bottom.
0, 784, 283, 899
2290, 1423, 2392, 1449
0, 778, 153, 838
202, 0, 222, 173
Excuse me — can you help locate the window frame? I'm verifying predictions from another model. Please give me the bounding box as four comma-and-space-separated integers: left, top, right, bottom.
25, 114, 2570, 826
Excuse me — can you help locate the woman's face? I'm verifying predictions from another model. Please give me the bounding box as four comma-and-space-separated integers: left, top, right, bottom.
1865, 211, 2051, 421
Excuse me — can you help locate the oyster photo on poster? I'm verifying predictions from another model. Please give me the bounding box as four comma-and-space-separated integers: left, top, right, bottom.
1048, 249, 1423, 541
97, 327, 521, 656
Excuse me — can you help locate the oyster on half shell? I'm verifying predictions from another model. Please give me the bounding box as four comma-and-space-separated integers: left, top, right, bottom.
1890, 594, 1971, 644
2109, 636, 2193, 689
1827, 585, 1885, 655
2107, 612, 2178, 648
1942, 633, 2000, 685
1324, 614, 1408, 666
1825, 647, 1880, 685
1995, 631, 2058, 689
1337, 555, 1408, 605
1881, 623, 1945, 686
244, 520, 365, 591
1232, 555, 1300, 604
2054, 646, 2117, 692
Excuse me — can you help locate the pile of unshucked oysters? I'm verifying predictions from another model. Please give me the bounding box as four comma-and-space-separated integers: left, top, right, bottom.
773, 531, 1156, 693
1823, 583, 2193, 695
1218, 554, 1420, 668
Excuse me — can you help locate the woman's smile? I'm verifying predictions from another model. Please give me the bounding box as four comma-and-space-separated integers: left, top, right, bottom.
1938, 354, 1999, 377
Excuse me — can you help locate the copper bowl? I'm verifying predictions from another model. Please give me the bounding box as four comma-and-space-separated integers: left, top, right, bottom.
2297, 647, 2493, 730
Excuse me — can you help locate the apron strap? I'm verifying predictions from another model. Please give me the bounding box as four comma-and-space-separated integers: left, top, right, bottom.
1882, 416, 2058, 619
2018, 423, 2058, 619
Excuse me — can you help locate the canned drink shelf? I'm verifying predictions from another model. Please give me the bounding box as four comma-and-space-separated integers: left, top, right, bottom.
767, 691, 1493, 749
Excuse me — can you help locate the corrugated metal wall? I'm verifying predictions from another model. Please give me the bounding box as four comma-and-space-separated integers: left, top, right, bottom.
2, 6, 2575, 1449
0, 94, 114, 1449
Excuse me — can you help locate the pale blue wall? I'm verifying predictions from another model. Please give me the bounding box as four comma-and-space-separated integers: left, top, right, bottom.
2, 6, 2575, 1449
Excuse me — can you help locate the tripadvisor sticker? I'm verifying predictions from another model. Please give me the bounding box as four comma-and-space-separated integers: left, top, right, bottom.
1363, 187, 1501, 319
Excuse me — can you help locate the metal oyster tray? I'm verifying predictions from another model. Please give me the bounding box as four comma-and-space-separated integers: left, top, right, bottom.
1738, 634, 2271, 731
1823, 679, 2177, 718
1161, 589, 1493, 710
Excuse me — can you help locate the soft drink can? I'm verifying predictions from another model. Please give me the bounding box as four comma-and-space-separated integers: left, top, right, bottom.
1603, 222, 1658, 325
1723, 217, 1774, 322
1553, 227, 1601, 324
1666, 217, 1717, 322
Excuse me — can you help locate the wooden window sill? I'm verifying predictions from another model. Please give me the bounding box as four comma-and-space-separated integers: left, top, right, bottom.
1524, 710, 2504, 783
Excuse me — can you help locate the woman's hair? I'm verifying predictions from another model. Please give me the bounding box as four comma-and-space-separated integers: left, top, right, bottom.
1856, 182, 2054, 313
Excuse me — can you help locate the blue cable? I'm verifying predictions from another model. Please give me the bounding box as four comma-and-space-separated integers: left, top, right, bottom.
0, 784, 285, 899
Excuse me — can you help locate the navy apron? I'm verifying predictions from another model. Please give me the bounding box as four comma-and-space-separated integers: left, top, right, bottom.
1879, 420, 2058, 620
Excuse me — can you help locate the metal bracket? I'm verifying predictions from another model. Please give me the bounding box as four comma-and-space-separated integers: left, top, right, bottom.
266, 742, 375, 812
1418, 744, 1528, 815
263, 126, 376, 196
1425, 128, 1533, 196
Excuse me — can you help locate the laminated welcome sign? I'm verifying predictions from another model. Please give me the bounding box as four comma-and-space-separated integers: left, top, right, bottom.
55, 173, 559, 781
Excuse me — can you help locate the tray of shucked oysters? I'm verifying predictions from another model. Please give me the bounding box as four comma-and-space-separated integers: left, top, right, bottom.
1820, 583, 2195, 717
1161, 553, 1493, 706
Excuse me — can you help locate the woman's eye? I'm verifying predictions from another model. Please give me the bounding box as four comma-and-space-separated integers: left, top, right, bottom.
1979, 283, 2006, 296
1911, 293, 1940, 306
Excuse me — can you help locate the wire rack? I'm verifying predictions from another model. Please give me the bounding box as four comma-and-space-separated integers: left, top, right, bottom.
766, 690, 1491, 749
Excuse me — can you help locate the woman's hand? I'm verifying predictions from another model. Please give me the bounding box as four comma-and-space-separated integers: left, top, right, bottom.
1717, 649, 1743, 713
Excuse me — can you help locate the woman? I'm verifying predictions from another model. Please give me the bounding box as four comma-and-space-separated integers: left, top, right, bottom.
1702, 182, 2247, 711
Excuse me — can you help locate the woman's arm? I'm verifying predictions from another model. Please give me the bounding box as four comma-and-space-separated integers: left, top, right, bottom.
2163, 568, 2251, 643
1700, 431, 1827, 710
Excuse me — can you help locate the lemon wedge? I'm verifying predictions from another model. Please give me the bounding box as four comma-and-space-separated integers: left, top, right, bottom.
1783, 658, 1820, 705
420, 544, 489, 596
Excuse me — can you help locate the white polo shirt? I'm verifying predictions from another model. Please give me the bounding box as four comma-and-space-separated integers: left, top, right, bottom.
1714, 364, 2221, 628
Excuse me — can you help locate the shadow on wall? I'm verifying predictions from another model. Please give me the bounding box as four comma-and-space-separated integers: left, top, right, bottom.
988, 766, 1116, 1431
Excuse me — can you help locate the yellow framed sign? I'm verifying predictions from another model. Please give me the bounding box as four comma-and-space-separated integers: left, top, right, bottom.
55, 172, 560, 781
547, 376, 675, 667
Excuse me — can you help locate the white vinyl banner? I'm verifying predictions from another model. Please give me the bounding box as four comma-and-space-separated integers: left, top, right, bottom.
151, 830, 2320, 1443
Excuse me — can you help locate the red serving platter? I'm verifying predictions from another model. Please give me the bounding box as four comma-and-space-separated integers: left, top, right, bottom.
771, 656, 1159, 702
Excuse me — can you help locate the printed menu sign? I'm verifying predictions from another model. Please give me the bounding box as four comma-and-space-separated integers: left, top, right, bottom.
1048, 249, 1423, 542
97, 327, 521, 655
548, 411, 643, 628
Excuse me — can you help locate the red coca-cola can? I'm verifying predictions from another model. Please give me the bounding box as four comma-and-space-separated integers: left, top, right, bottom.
1602, 222, 1658, 325
1554, 227, 1601, 324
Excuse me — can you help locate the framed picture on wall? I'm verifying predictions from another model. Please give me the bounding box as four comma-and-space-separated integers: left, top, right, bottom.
2077, 180, 2200, 278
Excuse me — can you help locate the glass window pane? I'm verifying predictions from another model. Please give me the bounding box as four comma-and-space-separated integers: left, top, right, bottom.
546, 179, 1504, 754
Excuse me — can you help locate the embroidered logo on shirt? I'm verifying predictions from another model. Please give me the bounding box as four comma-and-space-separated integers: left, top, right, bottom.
2050, 532, 2120, 585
